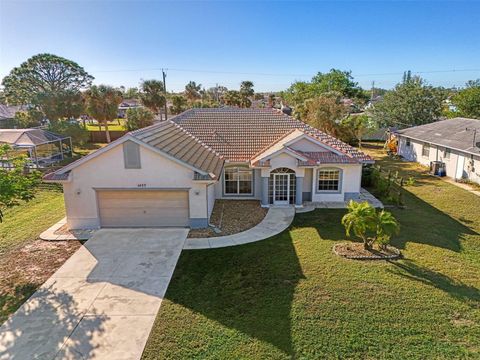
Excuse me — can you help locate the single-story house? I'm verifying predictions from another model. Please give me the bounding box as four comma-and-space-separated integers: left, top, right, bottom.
0, 104, 27, 128
44, 108, 373, 230
0, 128, 72, 168
396, 117, 480, 184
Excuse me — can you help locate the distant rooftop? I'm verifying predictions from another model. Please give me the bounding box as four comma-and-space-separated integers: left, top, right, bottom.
397, 117, 480, 156
0, 128, 69, 147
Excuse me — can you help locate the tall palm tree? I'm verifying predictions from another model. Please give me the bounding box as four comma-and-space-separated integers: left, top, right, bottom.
184, 81, 201, 103
140, 79, 166, 116
84, 85, 123, 143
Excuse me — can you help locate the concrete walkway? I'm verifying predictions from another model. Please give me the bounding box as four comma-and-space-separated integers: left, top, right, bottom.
184, 206, 295, 250
0, 228, 188, 360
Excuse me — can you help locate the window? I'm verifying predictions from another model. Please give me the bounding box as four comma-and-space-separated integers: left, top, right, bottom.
123, 141, 141, 169
224, 167, 253, 195
444, 148, 451, 159
422, 143, 430, 158
317, 169, 341, 192
406, 138, 411, 147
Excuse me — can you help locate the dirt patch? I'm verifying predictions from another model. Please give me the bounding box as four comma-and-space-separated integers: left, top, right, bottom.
333, 242, 401, 260
188, 200, 268, 238
0, 239, 82, 322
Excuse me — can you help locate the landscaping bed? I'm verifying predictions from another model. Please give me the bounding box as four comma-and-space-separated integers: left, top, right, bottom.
333, 242, 401, 260
188, 200, 267, 238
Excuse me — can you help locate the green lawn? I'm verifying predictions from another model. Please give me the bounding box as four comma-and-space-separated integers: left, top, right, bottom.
0, 188, 65, 255
85, 119, 126, 131
142, 145, 480, 359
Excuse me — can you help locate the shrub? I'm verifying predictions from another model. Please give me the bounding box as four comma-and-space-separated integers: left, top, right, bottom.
126, 107, 154, 131
48, 121, 89, 146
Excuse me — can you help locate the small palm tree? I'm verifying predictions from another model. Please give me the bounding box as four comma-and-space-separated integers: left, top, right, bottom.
341, 200, 399, 250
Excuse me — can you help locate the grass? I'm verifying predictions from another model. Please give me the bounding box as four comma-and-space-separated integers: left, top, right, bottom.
142, 144, 480, 359
85, 119, 126, 131
0, 188, 65, 255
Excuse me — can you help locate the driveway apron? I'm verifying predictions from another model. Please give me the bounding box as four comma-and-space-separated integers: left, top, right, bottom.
0, 228, 188, 360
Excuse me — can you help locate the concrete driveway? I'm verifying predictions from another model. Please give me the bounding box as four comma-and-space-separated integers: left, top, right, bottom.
0, 228, 188, 360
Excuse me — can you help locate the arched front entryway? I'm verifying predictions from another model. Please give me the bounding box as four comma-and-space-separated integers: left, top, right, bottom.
269, 168, 296, 205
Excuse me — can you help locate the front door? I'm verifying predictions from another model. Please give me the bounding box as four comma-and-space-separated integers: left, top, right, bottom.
273, 173, 290, 205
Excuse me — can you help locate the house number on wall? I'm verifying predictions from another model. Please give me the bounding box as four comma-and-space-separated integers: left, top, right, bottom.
137, 184, 147, 188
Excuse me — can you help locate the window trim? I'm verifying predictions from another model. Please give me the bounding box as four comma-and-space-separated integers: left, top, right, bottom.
422, 143, 430, 158
316, 167, 342, 194
444, 147, 451, 159
406, 138, 411, 147
222, 166, 254, 196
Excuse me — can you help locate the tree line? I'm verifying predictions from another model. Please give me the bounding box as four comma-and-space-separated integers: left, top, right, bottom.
1, 54, 263, 144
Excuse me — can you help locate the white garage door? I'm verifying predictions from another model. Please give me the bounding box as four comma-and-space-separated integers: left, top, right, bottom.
97, 190, 189, 227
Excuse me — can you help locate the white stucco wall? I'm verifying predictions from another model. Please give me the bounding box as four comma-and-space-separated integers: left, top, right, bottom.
397, 136, 480, 183
311, 164, 362, 202
63, 142, 209, 229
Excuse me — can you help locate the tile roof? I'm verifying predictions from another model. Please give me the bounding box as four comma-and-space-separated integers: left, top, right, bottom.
131, 120, 224, 179
297, 151, 360, 166
397, 117, 480, 156
171, 108, 372, 163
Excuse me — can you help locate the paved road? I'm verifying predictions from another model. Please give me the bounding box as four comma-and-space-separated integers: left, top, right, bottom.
0, 228, 188, 360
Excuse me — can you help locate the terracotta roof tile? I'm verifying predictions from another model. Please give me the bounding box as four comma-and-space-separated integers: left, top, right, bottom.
171, 108, 372, 163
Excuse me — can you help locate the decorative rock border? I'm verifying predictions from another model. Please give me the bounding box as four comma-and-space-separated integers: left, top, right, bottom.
333, 243, 402, 260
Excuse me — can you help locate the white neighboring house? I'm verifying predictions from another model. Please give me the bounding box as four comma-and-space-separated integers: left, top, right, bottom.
44, 108, 373, 230
396, 117, 480, 184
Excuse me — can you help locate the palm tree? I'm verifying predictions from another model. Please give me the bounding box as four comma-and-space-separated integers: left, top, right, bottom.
184, 81, 201, 103
140, 79, 166, 116
341, 200, 399, 250
84, 85, 123, 143
341, 201, 376, 250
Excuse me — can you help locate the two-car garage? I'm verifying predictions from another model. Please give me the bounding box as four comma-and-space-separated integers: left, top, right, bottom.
97, 190, 190, 228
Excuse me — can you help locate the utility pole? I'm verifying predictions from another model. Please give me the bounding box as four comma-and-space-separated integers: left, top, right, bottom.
371, 81, 375, 100
162, 69, 168, 120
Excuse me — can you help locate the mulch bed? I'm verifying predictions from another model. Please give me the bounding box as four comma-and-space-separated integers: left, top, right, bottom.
333, 242, 401, 260
0, 239, 82, 322
188, 200, 268, 238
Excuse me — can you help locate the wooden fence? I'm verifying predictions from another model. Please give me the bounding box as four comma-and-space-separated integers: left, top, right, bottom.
89, 130, 127, 143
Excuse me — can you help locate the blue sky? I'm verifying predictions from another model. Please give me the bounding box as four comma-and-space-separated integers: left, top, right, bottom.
1, 1, 479, 92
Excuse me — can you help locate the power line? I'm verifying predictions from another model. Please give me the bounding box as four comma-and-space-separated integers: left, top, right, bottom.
90, 66, 480, 78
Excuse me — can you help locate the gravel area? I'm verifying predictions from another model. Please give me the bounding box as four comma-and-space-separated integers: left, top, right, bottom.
188, 200, 267, 238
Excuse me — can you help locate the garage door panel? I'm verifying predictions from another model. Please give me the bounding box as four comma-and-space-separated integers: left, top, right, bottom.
98, 190, 189, 227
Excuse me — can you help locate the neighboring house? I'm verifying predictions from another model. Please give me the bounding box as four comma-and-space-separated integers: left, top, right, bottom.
0, 104, 27, 128
44, 108, 373, 230
118, 99, 142, 118
0, 128, 72, 168
397, 117, 480, 184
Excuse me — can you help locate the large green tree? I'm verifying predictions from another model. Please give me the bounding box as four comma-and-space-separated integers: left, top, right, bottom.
140, 80, 166, 115
303, 93, 349, 139
84, 85, 123, 143
282, 69, 367, 115
1, 54, 93, 121
452, 80, 480, 119
0, 145, 41, 222
223, 90, 241, 107
239, 81, 254, 108
371, 75, 445, 127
